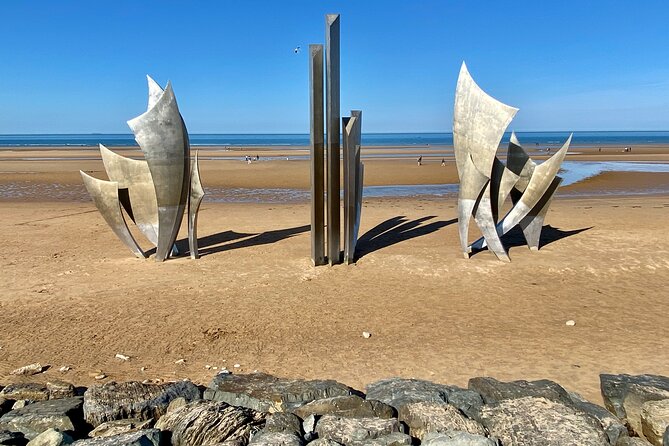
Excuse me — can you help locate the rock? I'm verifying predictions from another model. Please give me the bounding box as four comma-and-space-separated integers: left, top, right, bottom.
568, 391, 628, 445
397, 401, 485, 441
70, 429, 160, 445
314, 415, 404, 445
263, 412, 302, 436
166, 398, 187, 414
0, 430, 27, 445
600, 374, 669, 437
204, 373, 353, 413
88, 419, 153, 438
447, 390, 484, 421
154, 400, 265, 445
616, 437, 653, 446
365, 378, 452, 412
479, 396, 608, 446
294, 395, 395, 420
0, 399, 13, 417
362, 332, 372, 339
83, 380, 200, 426
26, 428, 74, 445
306, 440, 342, 446
10, 364, 44, 377
641, 399, 669, 446
468, 377, 571, 405
46, 383, 75, 401
566, 320, 576, 326
303, 414, 317, 442
1, 385, 49, 402
347, 432, 412, 445
664, 425, 668, 446
421, 431, 497, 446
0, 397, 84, 440
248, 431, 302, 445
12, 402, 32, 411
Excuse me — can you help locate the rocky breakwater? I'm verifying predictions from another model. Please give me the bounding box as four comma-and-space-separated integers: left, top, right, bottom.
0, 372, 666, 445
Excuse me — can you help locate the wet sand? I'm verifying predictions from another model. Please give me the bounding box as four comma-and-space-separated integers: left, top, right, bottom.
0, 145, 668, 403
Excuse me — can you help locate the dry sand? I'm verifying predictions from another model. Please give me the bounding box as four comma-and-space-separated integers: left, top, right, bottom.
0, 145, 668, 404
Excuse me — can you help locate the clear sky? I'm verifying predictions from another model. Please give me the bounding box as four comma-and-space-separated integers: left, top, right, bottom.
1, 0, 668, 133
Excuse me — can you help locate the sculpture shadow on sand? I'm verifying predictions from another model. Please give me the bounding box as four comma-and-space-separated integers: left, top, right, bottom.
187, 225, 311, 257
356, 216, 457, 260
470, 225, 593, 257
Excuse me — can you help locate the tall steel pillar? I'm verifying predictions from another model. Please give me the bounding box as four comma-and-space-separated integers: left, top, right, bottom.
325, 13, 341, 265
309, 44, 326, 266
343, 110, 362, 264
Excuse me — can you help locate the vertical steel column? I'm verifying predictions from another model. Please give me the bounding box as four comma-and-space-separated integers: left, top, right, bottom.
351, 110, 363, 258
309, 44, 326, 266
343, 110, 362, 264
325, 13, 341, 265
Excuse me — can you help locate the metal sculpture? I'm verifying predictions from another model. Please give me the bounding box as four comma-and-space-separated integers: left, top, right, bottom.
454, 62, 571, 261
309, 14, 365, 266
80, 76, 204, 261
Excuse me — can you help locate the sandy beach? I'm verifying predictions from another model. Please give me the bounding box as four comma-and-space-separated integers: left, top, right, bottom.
1, 145, 668, 405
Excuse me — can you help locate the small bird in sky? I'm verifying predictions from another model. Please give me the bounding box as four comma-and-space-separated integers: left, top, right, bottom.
293, 46, 301, 54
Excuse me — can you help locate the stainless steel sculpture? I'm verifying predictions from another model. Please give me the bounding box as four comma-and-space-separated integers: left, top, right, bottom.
454, 62, 572, 261
81, 76, 204, 261
309, 14, 365, 266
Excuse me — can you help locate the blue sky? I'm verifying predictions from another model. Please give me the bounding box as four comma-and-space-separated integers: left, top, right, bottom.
0, 0, 668, 133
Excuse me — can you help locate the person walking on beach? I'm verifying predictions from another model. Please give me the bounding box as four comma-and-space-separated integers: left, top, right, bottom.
417, 156, 422, 166
441, 158, 446, 166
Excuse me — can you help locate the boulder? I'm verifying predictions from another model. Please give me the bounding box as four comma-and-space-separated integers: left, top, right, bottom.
616, 437, 653, 446
600, 374, 669, 437
25, 428, 73, 445
397, 401, 485, 441
83, 381, 200, 426
347, 432, 412, 445
568, 391, 628, 445
204, 373, 353, 413
0, 397, 84, 440
70, 429, 160, 445
88, 419, 153, 438
421, 431, 497, 446
479, 396, 608, 446
314, 415, 404, 445
248, 431, 302, 445
0, 430, 27, 445
468, 377, 571, 405
447, 390, 484, 422
306, 440, 342, 446
664, 425, 668, 446
365, 378, 451, 412
1, 385, 49, 402
294, 395, 394, 420
302, 414, 317, 442
641, 399, 669, 446
263, 412, 302, 436
46, 384, 75, 401
154, 400, 265, 445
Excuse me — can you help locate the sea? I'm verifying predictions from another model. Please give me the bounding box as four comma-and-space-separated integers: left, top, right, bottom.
1, 131, 669, 148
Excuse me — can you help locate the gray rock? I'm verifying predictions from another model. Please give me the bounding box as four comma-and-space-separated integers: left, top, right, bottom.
248, 431, 303, 446
83, 380, 200, 427
421, 431, 497, 446
294, 395, 395, 420
398, 401, 485, 441
365, 378, 452, 412
1, 385, 49, 403
468, 377, 571, 405
303, 414, 317, 442
479, 396, 608, 446
600, 374, 669, 437
71, 429, 160, 445
347, 432, 412, 445
154, 400, 265, 445
0, 397, 84, 440
306, 440, 342, 446
616, 437, 653, 446
264, 412, 302, 436
568, 391, 628, 445
204, 373, 353, 413
314, 415, 404, 445
166, 398, 187, 414
664, 425, 668, 446
12, 402, 32, 411
46, 383, 75, 401
0, 430, 27, 445
641, 399, 669, 446
26, 428, 74, 445
447, 390, 484, 421
88, 419, 154, 438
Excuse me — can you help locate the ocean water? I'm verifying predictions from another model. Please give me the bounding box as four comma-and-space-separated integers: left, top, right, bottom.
1, 131, 669, 148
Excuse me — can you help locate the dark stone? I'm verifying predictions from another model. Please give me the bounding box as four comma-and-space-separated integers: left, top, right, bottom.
0, 385, 49, 403
83, 381, 200, 427
664, 425, 668, 446
468, 377, 571, 405
204, 373, 353, 413
397, 401, 486, 441
71, 429, 160, 445
365, 378, 452, 412
314, 415, 404, 445
154, 400, 265, 445
479, 396, 608, 446
248, 431, 303, 445
568, 391, 627, 445
263, 412, 302, 436
600, 374, 669, 437
0, 397, 84, 440
421, 431, 497, 446
447, 390, 484, 421
347, 432, 412, 445
294, 395, 395, 420
0, 430, 27, 445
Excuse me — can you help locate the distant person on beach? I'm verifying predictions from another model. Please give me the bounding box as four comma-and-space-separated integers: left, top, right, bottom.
598, 147, 601, 152
256, 155, 259, 161
441, 158, 446, 166
417, 156, 422, 166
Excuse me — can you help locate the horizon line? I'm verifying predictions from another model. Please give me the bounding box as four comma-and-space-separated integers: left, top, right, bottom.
2, 130, 669, 136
